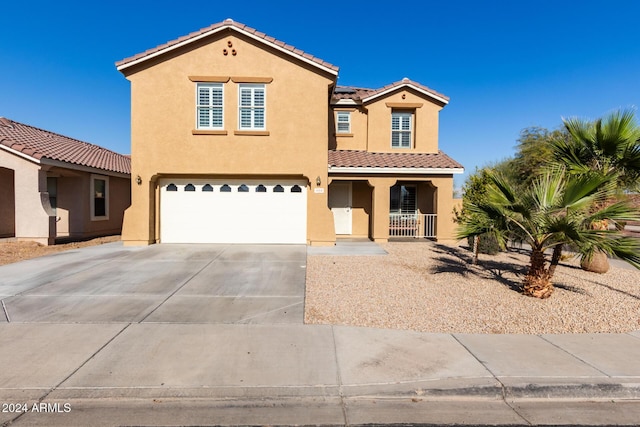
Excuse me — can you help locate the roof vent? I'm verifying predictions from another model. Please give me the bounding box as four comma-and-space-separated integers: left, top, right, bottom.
402, 77, 410, 82
0, 117, 13, 128
224, 18, 234, 23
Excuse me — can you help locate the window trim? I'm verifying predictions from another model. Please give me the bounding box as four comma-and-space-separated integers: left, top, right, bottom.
90, 174, 109, 221
391, 111, 413, 149
336, 111, 351, 134
238, 83, 266, 131
196, 82, 224, 130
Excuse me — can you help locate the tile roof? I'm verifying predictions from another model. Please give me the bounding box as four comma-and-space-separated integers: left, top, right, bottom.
332, 78, 449, 105
116, 18, 339, 74
328, 149, 464, 170
0, 117, 131, 175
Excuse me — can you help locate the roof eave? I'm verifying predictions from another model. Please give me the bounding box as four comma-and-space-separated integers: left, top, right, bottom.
40, 158, 130, 178
0, 143, 41, 164
328, 166, 464, 174
116, 23, 339, 76
362, 83, 449, 105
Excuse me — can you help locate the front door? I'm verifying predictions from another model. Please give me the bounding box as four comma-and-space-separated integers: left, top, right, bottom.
329, 182, 352, 235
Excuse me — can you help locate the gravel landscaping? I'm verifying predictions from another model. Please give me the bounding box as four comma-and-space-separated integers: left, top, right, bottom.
304, 241, 640, 334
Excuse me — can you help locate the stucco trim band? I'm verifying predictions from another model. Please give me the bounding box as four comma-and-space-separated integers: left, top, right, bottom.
188, 76, 231, 82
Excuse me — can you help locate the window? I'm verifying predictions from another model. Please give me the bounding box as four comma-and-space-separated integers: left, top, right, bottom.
291, 185, 302, 193
390, 184, 417, 213
273, 185, 284, 193
238, 184, 249, 192
256, 184, 267, 193
197, 83, 223, 129
185, 184, 196, 192
336, 111, 351, 133
220, 184, 232, 192
391, 112, 412, 148
239, 84, 265, 130
90, 175, 109, 220
202, 184, 213, 192
167, 183, 178, 191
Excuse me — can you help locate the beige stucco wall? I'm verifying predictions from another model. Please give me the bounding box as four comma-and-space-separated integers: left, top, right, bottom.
53, 171, 130, 239
121, 30, 336, 245
332, 107, 368, 151
332, 88, 444, 154
366, 89, 443, 154
0, 149, 54, 244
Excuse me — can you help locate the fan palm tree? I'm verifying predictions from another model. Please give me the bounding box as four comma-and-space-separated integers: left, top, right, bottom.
457, 170, 640, 299
552, 109, 640, 190
551, 109, 640, 271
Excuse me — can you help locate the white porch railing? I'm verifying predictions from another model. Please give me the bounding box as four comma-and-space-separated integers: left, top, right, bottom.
389, 213, 436, 238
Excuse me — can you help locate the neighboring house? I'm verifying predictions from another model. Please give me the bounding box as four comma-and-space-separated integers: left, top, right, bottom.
115, 19, 463, 246
0, 117, 131, 245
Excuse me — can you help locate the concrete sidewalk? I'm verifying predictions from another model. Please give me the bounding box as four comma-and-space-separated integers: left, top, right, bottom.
1, 243, 639, 426
0, 323, 639, 425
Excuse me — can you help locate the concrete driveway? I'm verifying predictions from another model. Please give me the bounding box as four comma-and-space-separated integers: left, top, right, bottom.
0, 243, 307, 324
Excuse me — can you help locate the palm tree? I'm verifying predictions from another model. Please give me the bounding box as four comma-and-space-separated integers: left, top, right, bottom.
552, 109, 640, 190
457, 170, 640, 299
551, 109, 640, 271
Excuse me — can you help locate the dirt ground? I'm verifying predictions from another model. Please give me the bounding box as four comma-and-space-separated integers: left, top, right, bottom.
0, 236, 121, 266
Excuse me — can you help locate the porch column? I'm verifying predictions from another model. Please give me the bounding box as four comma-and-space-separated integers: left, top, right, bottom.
431, 176, 456, 243
369, 177, 395, 243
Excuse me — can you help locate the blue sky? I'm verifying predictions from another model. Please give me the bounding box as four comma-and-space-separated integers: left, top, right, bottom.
2, 0, 639, 189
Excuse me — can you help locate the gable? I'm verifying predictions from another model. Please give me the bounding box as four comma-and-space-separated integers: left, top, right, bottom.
116, 19, 338, 78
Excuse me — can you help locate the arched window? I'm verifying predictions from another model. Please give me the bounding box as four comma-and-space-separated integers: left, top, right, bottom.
166, 183, 178, 192
256, 184, 267, 193
202, 184, 213, 192
185, 183, 196, 192
291, 185, 302, 193
273, 185, 284, 193
220, 184, 232, 192
238, 184, 249, 192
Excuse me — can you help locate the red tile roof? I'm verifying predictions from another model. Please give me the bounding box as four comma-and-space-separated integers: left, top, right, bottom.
328, 150, 463, 170
116, 18, 339, 74
0, 117, 131, 174
333, 79, 449, 105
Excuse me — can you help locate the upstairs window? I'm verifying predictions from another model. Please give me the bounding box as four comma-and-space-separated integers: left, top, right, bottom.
239, 84, 265, 130
197, 83, 224, 129
336, 111, 351, 133
391, 112, 412, 148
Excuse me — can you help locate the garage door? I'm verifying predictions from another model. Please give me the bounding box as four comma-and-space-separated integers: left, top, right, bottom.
160, 179, 307, 244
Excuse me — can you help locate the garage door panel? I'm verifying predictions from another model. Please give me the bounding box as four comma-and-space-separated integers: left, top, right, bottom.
160, 179, 307, 244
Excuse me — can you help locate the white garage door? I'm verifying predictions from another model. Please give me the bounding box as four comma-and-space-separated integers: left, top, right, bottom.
159, 179, 307, 244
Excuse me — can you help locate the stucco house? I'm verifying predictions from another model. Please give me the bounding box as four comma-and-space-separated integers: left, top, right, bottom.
115, 19, 463, 246
0, 117, 131, 245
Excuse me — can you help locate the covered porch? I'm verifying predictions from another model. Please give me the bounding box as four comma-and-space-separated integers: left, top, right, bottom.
327, 150, 464, 244
327, 177, 456, 243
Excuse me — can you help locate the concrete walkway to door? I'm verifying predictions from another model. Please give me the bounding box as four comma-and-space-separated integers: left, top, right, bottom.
0, 243, 306, 324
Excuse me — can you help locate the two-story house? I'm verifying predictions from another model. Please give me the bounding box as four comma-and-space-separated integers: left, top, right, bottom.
116, 19, 463, 246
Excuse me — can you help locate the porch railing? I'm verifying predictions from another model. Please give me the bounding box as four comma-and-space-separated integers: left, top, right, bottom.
389, 213, 436, 238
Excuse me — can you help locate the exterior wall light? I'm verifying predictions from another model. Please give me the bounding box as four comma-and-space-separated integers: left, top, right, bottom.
136, 175, 142, 185
316, 176, 321, 186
